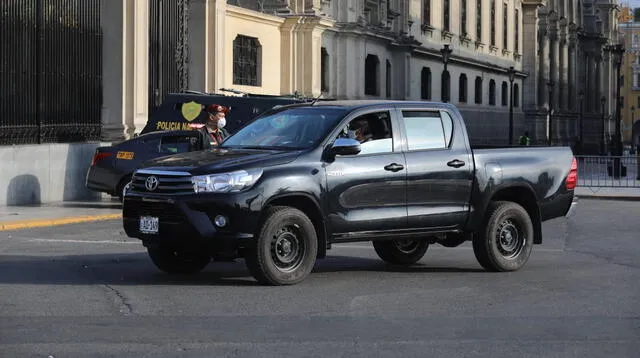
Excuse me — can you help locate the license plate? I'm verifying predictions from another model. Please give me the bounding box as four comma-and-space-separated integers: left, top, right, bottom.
139, 216, 159, 234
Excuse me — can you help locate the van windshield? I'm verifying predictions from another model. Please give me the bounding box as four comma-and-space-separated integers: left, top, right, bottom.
221, 107, 348, 150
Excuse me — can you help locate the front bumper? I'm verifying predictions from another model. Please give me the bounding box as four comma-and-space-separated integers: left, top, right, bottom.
122, 191, 263, 250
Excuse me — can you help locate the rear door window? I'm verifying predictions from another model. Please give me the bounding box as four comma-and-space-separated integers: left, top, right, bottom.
401, 110, 454, 151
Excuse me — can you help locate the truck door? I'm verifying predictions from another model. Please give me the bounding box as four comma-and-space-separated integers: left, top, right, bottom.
398, 108, 473, 230
324, 109, 407, 236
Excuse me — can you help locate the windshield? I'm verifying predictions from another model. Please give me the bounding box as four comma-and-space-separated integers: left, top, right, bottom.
221, 107, 348, 149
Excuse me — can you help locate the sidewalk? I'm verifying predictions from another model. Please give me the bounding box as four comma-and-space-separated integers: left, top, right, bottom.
0, 199, 122, 231
574, 186, 640, 200
1, 186, 639, 232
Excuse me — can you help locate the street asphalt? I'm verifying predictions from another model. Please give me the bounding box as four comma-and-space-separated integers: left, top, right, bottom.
0, 198, 639, 357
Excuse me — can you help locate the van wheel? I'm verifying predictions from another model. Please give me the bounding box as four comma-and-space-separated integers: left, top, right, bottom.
245, 206, 318, 286
473, 201, 534, 272
147, 247, 211, 274
373, 239, 429, 265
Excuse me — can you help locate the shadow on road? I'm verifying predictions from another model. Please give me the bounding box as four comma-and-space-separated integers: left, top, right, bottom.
0, 252, 483, 286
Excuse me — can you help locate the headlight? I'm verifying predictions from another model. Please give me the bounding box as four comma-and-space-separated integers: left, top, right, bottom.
191, 169, 263, 193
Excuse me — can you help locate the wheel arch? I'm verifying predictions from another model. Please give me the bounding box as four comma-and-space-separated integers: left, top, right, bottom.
487, 185, 542, 244
264, 193, 327, 258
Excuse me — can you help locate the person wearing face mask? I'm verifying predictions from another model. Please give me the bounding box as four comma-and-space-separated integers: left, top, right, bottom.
202, 104, 230, 146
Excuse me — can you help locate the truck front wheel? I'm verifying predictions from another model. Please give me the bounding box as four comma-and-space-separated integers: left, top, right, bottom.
473, 201, 534, 272
373, 239, 429, 265
245, 206, 318, 285
147, 247, 211, 274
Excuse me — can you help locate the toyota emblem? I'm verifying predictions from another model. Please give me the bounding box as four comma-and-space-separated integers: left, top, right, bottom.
145, 176, 159, 191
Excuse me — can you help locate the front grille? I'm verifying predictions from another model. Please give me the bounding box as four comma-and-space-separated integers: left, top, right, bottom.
123, 200, 184, 223
130, 170, 194, 195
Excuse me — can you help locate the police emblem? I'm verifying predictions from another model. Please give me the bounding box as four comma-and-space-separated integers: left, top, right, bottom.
181, 101, 201, 122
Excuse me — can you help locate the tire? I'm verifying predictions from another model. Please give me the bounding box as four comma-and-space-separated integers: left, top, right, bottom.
373, 239, 429, 265
147, 246, 211, 274
244, 206, 318, 286
472, 201, 534, 272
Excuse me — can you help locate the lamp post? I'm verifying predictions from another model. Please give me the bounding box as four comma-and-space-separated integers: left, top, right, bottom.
508, 66, 516, 145
604, 43, 625, 177
578, 89, 584, 153
600, 96, 607, 155
547, 81, 554, 145
440, 44, 452, 103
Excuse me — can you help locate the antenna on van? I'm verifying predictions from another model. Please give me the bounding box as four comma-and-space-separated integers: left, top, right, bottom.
219, 88, 248, 96
310, 91, 324, 106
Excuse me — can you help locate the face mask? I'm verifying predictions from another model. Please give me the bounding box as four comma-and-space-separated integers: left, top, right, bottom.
217, 117, 226, 129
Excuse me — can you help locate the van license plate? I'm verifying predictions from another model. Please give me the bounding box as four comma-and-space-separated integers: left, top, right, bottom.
140, 216, 159, 234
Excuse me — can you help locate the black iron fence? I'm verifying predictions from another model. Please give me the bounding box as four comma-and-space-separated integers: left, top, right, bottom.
0, 0, 102, 145
148, 0, 189, 116
576, 155, 640, 188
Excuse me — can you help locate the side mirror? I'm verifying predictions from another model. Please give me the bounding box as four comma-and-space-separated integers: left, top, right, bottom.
330, 138, 361, 156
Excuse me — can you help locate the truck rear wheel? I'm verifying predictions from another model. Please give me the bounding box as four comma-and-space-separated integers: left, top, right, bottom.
473, 201, 533, 272
147, 247, 211, 274
373, 239, 429, 265
244, 206, 318, 286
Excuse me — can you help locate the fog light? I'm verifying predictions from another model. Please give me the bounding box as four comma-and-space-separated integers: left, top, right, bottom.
214, 215, 228, 227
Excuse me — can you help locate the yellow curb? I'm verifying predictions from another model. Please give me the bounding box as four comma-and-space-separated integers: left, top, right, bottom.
0, 213, 122, 231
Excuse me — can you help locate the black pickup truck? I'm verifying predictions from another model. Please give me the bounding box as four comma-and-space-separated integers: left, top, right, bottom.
122, 100, 578, 285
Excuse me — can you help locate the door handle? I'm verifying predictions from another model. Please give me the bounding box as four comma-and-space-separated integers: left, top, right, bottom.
447, 159, 465, 168
384, 163, 404, 172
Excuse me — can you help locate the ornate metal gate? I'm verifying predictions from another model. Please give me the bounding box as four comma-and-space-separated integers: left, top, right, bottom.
0, 0, 103, 145
148, 0, 190, 116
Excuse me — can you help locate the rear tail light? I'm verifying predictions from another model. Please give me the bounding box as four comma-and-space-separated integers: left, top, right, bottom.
566, 157, 578, 190
91, 151, 112, 166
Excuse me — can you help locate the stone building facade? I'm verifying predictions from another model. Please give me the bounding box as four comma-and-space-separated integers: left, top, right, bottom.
524, 0, 620, 152
619, 21, 640, 147
316, 0, 527, 145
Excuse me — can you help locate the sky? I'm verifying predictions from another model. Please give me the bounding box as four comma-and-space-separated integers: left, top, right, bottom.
625, 0, 640, 8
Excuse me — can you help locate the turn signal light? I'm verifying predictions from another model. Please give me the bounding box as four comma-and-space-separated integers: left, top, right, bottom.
566, 157, 578, 190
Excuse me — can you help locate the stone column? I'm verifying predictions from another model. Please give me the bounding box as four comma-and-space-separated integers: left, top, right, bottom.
549, 28, 559, 111
559, 37, 568, 110
121, 0, 150, 139
187, 0, 207, 92
100, 0, 125, 142
538, 29, 550, 109
206, 0, 227, 92
522, 4, 540, 110
568, 29, 578, 111
280, 16, 335, 97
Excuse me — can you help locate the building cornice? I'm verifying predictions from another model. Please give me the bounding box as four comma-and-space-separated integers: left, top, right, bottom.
226, 5, 286, 26
410, 47, 528, 78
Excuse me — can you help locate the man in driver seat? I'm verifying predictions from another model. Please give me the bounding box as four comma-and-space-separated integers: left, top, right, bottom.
349, 117, 373, 143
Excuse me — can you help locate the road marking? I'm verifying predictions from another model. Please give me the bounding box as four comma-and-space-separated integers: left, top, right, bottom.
0, 214, 122, 231
29, 238, 137, 244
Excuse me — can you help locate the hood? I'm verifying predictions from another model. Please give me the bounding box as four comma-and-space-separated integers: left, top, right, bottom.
139, 147, 302, 174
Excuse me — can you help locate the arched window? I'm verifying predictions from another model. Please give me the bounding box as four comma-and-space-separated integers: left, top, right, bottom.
321, 47, 329, 92
386, 60, 392, 98
502, 81, 508, 106
233, 35, 262, 86
475, 76, 483, 104
421, 67, 432, 100
489, 79, 496, 105
459, 74, 468, 102
365, 54, 380, 96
